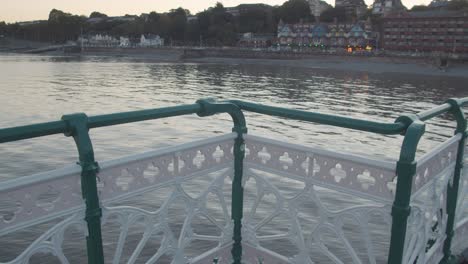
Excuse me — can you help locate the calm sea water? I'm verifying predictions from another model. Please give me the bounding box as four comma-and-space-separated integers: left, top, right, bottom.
0, 54, 467, 263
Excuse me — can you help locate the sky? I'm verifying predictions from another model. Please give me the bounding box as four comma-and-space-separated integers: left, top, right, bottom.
1, 0, 430, 23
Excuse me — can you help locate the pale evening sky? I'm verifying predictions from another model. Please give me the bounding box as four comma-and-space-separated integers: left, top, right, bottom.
2, 0, 429, 23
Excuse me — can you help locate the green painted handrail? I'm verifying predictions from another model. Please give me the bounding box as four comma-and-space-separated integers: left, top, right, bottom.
62, 113, 104, 264
1, 99, 465, 144
229, 100, 407, 135
442, 99, 467, 264
0, 104, 202, 144
196, 99, 247, 264
388, 116, 426, 264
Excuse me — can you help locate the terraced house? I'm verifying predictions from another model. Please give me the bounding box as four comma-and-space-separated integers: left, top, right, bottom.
276, 19, 377, 49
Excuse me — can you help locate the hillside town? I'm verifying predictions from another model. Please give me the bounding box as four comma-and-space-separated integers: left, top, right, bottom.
1, 0, 467, 56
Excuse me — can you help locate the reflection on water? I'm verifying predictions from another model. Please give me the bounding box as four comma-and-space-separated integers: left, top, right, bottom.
0, 54, 467, 262
0, 54, 466, 178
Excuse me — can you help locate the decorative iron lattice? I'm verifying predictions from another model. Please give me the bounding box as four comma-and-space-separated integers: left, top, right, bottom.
412, 134, 460, 196
244, 134, 398, 204
0, 133, 465, 264
405, 163, 452, 264
242, 135, 394, 263
0, 166, 83, 236
451, 144, 468, 256
0, 134, 236, 264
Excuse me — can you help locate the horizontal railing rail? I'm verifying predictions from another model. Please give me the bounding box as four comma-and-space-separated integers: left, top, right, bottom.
0, 104, 201, 143
1, 99, 467, 144
1, 97, 467, 264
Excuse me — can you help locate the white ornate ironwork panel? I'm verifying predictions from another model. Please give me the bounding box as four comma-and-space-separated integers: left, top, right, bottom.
412, 134, 460, 196
451, 219, 468, 255
242, 243, 289, 264
404, 158, 452, 264
424, 240, 445, 264
0, 212, 86, 264
1, 134, 236, 264
100, 167, 234, 264
97, 133, 236, 203
244, 134, 397, 203
93, 133, 236, 264
455, 146, 468, 225
451, 143, 468, 255
241, 165, 392, 264
191, 243, 233, 264
0, 165, 83, 236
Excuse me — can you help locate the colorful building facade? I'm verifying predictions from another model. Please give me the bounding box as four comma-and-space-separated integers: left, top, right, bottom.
276, 20, 376, 49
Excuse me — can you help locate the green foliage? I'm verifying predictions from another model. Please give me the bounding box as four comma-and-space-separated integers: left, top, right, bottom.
168, 8, 187, 42
185, 20, 201, 45
48, 9, 85, 42
0, 21, 6, 35
1, 0, 395, 46
320, 7, 347, 23
238, 8, 275, 33
89, 11, 108, 18
275, 0, 313, 23
196, 3, 239, 46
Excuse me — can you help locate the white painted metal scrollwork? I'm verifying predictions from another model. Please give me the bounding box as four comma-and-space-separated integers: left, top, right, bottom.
98, 133, 235, 203
412, 134, 460, 197
0, 165, 83, 236
451, 218, 468, 255
0, 212, 86, 264
100, 166, 234, 264
241, 166, 392, 264
242, 134, 395, 264
244, 134, 397, 203
451, 143, 468, 255
2, 133, 467, 264
405, 148, 454, 264
1, 134, 236, 264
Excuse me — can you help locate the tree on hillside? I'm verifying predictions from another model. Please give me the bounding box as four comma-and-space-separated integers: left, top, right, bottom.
168, 8, 188, 42
275, 0, 313, 24
143, 11, 161, 34
48, 9, 85, 42
185, 19, 201, 45
320, 7, 346, 22
196, 2, 238, 46
238, 8, 275, 33
90, 11, 108, 18
0, 21, 6, 36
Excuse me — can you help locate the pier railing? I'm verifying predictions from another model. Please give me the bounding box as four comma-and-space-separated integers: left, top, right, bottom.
0, 98, 467, 264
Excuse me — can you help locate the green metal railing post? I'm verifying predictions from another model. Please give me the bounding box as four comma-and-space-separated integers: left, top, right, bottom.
197, 99, 247, 264
388, 115, 425, 264
62, 113, 105, 264
442, 99, 467, 264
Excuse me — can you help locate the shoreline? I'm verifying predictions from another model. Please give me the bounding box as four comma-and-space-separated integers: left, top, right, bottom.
2, 48, 468, 78
187, 55, 468, 78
